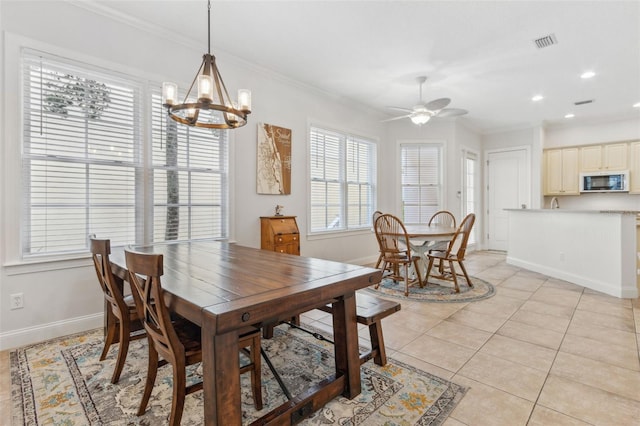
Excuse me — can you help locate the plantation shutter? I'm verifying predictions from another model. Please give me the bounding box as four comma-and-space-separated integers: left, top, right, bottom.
400, 144, 442, 224
22, 50, 141, 256
151, 89, 227, 242
310, 126, 376, 233
310, 127, 344, 231
346, 135, 376, 228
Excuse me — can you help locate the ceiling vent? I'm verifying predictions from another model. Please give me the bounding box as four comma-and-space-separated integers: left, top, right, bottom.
534, 33, 558, 49
574, 99, 594, 105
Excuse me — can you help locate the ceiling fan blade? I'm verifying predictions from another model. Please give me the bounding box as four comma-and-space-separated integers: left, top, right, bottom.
381, 114, 412, 123
435, 108, 468, 117
424, 98, 451, 111
386, 106, 414, 113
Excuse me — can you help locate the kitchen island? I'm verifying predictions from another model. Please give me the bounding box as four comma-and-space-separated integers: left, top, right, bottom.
506, 209, 639, 298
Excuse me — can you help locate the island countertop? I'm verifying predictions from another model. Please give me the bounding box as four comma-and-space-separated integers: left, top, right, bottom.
505, 208, 640, 215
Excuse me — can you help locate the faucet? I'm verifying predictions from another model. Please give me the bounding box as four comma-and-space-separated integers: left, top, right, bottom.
550, 197, 559, 209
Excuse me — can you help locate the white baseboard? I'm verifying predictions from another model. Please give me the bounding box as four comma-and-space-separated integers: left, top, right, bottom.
347, 254, 379, 266
0, 312, 104, 351
507, 256, 638, 299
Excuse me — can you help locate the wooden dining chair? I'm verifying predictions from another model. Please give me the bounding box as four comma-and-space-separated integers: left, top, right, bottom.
374, 213, 422, 296
90, 237, 146, 384
427, 210, 457, 271
372, 210, 385, 269
125, 250, 263, 426
424, 213, 476, 293
428, 210, 456, 228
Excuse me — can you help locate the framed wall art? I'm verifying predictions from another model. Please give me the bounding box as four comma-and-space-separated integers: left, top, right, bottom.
257, 122, 292, 195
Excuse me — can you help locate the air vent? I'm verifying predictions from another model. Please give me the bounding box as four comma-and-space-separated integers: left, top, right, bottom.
534, 33, 558, 49
574, 99, 594, 106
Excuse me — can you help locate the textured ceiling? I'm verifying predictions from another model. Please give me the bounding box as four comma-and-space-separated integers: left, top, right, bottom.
91, 0, 640, 134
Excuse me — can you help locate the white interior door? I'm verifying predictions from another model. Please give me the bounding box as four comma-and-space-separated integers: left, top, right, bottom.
486, 148, 530, 251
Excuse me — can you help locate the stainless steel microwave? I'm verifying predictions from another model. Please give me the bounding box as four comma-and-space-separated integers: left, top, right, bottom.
579, 170, 629, 193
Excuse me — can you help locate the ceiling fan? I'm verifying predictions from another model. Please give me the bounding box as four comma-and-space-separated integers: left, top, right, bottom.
383, 76, 468, 125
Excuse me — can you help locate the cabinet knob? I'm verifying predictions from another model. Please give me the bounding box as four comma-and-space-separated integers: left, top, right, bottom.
280, 249, 284, 252
293, 236, 297, 240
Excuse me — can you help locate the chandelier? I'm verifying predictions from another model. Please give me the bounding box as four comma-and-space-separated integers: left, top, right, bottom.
161, 0, 251, 129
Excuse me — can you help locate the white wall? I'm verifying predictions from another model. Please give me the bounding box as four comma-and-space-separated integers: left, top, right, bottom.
545, 118, 640, 148
0, 1, 387, 349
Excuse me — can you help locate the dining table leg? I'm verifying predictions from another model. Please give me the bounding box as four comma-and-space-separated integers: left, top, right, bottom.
331, 291, 361, 398
202, 316, 241, 426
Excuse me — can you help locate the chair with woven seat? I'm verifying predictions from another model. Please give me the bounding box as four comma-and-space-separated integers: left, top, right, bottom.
125, 249, 262, 426
374, 213, 422, 296
90, 237, 146, 384
424, 213, 476, 293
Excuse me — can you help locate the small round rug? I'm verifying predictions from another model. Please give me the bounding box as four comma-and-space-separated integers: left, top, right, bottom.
367, 275, 495, 303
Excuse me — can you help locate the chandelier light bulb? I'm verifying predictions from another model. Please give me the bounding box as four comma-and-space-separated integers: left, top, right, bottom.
162, 82, 178, 106
238, 89, 252, 112
197, 75, 214, 102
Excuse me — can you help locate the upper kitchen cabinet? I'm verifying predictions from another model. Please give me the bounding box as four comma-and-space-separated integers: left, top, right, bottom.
630, 141, 640, 193
579, 143, 628, 172
544, 147, 579, 195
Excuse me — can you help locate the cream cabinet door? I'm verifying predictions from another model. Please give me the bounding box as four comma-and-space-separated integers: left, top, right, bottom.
545, 148, 579, 195
561, 148, 579, 194
630, 141, 640, 193
604, 143, 628, 170
580, 145, 602, 172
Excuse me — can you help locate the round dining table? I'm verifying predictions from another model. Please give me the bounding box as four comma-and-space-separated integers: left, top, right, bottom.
402, 224, 457, 280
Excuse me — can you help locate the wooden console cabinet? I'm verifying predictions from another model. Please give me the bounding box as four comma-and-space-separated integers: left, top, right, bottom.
260, 216, 300, 255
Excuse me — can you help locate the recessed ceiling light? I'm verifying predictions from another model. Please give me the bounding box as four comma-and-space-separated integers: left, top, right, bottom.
634, 102, 640, 108
580, 71, 596, 79
564, 113, 575, 119
531, 95, 544, 102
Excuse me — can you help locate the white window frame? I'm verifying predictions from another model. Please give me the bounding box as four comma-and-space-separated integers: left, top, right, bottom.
397, 140, 445, 224
13, 46, 228, 261
308, 124, 377, 235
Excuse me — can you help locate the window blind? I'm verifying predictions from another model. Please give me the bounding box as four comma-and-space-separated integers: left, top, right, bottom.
400, 144, 442, 224
22, 50, 140, 255
151, 91, 227, 242
310, 126, 376, 233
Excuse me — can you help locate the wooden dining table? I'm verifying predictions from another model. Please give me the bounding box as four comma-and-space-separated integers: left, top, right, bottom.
108, 240, 382, 425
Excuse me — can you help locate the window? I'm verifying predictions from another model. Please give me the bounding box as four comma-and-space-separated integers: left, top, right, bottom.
461, 149, 478, 245
21, 50, 227, 257
400, 143, 443, 224
151, 90, 227, 243
309, 126, 376, 233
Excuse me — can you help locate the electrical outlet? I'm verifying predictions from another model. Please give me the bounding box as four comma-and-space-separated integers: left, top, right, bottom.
10, 293, 24, 310
559, 252, 565, 261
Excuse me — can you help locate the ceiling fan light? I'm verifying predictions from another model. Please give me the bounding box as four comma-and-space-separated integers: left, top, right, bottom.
411, 113, 431, 125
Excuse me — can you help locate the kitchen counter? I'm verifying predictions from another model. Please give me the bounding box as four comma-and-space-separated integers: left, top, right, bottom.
505, 208, 640, 215
506, 209, 638, 298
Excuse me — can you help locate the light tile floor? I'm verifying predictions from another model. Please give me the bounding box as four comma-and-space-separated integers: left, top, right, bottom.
1, 251, 639, 425
303, 251, 640, 425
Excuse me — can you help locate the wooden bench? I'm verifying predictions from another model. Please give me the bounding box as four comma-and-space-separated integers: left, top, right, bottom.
264, 293, 400, 366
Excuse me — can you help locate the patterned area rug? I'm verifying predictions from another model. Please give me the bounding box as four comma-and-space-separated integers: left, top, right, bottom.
367, 274, 495, 303
11, 325, 466, 425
